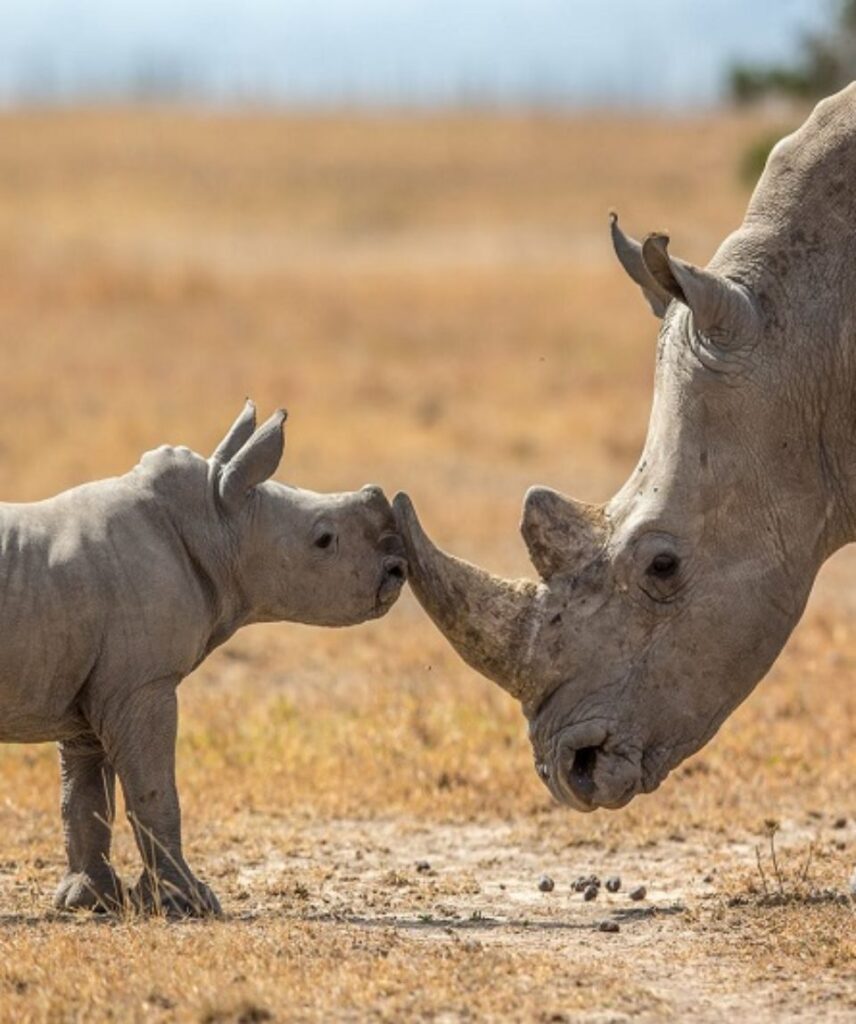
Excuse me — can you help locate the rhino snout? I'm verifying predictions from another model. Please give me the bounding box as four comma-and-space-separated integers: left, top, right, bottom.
360, 483, 402, 535
360, 483, 391, 512
546, 724, 642, 812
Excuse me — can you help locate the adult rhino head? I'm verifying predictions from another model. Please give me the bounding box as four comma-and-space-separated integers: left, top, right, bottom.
395, 85, 856, 811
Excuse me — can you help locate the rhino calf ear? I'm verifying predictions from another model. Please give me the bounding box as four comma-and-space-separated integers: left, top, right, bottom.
211, 399, 257, 467
521, 486, 605, 580
218, 409, 287, 512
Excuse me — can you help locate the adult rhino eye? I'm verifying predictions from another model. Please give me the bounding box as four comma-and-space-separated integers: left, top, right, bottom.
648, 553, 679, 579
315, 532, 335, 550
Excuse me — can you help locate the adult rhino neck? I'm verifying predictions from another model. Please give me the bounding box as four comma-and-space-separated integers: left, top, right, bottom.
712, 87, 856, 553
738, 257, 856, 559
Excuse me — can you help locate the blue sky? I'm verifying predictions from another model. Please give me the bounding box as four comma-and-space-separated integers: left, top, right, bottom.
0, 0, 830, 107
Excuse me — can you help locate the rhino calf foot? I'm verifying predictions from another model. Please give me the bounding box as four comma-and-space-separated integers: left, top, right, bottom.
54, 867, 127, 913
132, 872, 222, 919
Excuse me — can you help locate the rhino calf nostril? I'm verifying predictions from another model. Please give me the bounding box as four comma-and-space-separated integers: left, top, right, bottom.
383, 557, 407, 582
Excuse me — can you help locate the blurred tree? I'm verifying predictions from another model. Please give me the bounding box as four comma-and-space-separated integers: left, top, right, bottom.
729, 0, 856, 103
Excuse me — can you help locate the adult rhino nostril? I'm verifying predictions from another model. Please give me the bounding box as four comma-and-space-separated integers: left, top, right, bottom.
567, 745, 599, 803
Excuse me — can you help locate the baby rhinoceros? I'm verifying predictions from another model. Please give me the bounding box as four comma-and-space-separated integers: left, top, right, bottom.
0, 401, 406, 917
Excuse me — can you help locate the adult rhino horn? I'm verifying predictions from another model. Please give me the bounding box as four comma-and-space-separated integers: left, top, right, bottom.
610, 211, 672, 318
393, 493, 545, 702
521, 486, 606, 581
640, 232, 760, 343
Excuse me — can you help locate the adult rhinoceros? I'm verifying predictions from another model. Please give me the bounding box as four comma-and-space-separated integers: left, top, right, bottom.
394, 84, 856, 812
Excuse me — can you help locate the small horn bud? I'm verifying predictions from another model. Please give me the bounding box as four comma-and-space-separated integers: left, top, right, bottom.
521, 487, 605, 580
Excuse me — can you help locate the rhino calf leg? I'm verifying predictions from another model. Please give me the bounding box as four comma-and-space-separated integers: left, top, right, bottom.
54, 735, 125, 913
103, 680, 221, 918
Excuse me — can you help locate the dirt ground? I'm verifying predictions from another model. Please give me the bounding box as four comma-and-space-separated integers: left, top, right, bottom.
0, 107, 853, 1022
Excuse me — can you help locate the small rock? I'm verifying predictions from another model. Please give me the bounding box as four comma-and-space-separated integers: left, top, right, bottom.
598, 919, 620, 933
415, 860, 431, 873
629, 885, 647, 901
583, 884, 599, 902
833, 817, 847, 829
605, 876, 621, 893
572, 876, 589, 892
538, 874, 555, 893
703, 873, 715, 884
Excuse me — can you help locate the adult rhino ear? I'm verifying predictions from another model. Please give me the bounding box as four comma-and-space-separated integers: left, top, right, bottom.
218, 409, 287, 513
521, 486, 606, 581
640, 232, 759, 342
610, 212, 673, 318
211, 399, 257, 468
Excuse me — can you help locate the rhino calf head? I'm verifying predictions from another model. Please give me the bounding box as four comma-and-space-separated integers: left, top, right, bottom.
208, 401, 407, 627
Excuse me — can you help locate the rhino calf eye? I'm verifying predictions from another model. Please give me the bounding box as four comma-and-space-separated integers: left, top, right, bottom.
315, 532, 335, 550
648, 553, 678, 579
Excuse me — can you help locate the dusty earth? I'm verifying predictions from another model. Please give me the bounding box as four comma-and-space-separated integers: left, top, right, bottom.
1, 798, 853, 1022
0, 107, 853, 1021
234, 814, 855, 1022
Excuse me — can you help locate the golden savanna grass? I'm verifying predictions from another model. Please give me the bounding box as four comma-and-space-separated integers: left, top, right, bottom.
0, 107, 854, 1022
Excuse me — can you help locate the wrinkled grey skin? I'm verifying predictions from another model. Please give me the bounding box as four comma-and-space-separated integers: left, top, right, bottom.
0, 401, 405, 915
394, 85, 856, 813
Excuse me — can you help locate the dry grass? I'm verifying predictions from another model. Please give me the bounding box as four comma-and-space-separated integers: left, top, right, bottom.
0, 105, 853, 1022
